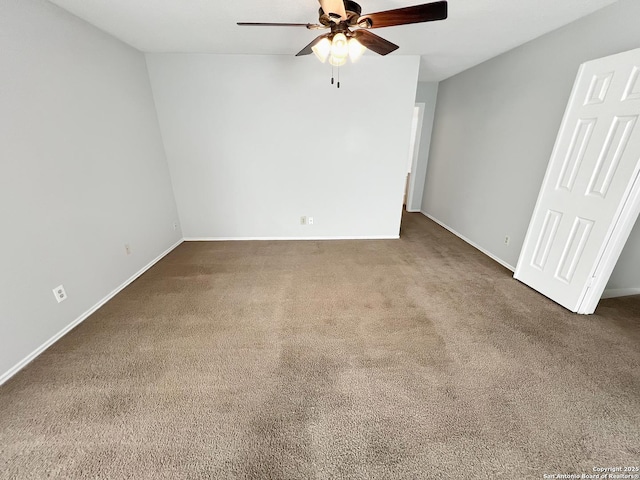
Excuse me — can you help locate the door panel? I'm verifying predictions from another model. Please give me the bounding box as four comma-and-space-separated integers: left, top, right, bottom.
515, 48, 640, 313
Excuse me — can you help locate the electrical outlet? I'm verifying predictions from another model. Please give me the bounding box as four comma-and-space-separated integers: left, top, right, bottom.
172, 223, 178, 231
300, 216, 307, 225
53, 285, 67, 303
125, 243, 132, 255
308, 217, 314, 225
504, 235, 511, 246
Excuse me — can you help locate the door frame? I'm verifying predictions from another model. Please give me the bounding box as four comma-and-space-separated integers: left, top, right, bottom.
406, 103, 426, 212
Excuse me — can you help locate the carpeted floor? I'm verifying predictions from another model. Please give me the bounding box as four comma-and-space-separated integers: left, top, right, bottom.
1, 212, 639, 479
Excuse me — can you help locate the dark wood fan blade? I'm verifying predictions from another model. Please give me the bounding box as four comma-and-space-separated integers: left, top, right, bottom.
237, 22, 317, 28
352, 30, 398, 56
359, 1, 447, 29
295, 34, 330, 56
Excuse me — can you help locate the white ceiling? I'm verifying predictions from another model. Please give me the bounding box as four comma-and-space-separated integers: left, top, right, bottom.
47, 0, 619, 81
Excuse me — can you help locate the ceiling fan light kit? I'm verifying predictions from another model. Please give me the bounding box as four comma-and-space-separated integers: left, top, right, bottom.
238, 0, 448, 86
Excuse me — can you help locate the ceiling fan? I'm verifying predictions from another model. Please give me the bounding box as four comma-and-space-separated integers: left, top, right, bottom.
238, 0, 447, 73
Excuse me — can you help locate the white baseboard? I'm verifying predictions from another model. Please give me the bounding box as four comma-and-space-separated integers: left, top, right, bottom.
406, 209, 421, 213
0, 239, 184, 387
601, 287, 640, 299
184, 236, 400, 241
420, 211, 516, 272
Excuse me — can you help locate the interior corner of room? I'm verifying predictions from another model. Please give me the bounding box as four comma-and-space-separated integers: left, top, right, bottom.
1, 0, 639, 385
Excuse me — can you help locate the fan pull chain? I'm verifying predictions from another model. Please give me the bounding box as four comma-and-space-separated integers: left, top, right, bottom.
329, 66, 341, 88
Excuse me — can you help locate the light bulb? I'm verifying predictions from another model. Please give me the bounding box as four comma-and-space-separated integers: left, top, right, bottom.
312, 37, 331, 63
348, 38, 366, 62
331, 33, 349, 60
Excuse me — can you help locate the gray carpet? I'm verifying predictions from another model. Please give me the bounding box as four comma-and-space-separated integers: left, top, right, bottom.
1, 212, 639, 479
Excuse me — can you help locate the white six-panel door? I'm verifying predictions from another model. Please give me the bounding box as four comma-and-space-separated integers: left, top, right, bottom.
515, 48, 640, 314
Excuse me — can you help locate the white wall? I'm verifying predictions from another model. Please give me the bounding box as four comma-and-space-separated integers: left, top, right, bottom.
423, 0, 640, 291
409, 82, 439, 212
0, 0, 181, 381
146, 54, 420, 239
606, 218, 640, 293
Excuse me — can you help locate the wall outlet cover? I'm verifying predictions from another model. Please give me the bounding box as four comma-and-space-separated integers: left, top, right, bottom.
53, 285, 67, 303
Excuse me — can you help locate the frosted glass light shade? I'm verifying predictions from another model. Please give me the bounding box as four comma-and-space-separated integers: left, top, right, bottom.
331, 33, 349, 60
329, 55, 347, 67
312, 38, 331, 63
348, 38, 366, 62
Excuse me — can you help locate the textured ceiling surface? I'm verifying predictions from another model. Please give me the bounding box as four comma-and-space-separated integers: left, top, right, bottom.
47, 0, 619, 81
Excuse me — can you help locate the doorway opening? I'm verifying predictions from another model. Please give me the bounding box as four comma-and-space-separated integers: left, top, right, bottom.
404, 104, 425, 210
